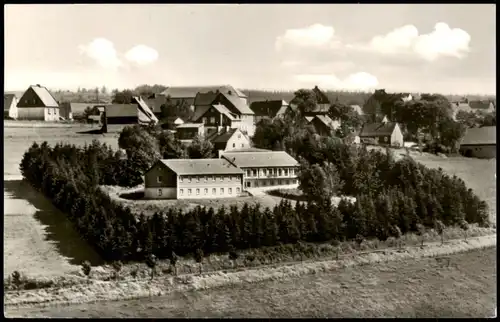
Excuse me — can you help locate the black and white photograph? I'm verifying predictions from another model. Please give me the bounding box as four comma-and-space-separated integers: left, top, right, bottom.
3, 3, 496, 318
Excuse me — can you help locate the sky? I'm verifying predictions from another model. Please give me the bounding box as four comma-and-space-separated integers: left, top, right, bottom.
4, 4, 496, 94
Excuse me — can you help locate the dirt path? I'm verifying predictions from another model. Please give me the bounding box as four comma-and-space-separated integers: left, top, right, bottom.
6, 247, 496, 318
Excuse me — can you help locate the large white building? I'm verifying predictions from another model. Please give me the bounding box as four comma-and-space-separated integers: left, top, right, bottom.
16, 85, 60, 121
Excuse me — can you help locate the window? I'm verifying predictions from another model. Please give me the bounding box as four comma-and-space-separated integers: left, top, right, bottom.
284, 169, 289, 176
180, 189, 184, 195
157, 176, 163, 183
204, 176, 208, 182
48, 109, 51, 115
236, 187, 240, 194
246, 182, 251, 188
202, 117, 207, 124
241, 143, 244, 148
212, 176, 216, 181
268, 168, 272, 176
233, 143, 236, 148
263, 169, 267, 176
188, 176, 192, 183
196, 188, 200, 195
210, 117, 216, 123
196, 176, 199, 183
252, 169, 257, 176
220, 188, 224, 194
212, 188, 216, 195
238, 134, 241, 139
246, 170, 251, 177
179, 176, 183, 183
291, 169, 295, 175
229, 188, 232, 195
188, 189, 192, 196
279, 180, 283, 185
158, 189, 162, 196
204, 188, 208, 195
278, 169, 283, 176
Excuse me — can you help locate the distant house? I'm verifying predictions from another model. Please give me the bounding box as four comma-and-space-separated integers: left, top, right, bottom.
206, 127, 251, 155
192, 90, 255, 136
161, 85, 248, 106
469, 100, 496, 113
144, 158, 244, 199
359, 119, 404, 147
17, 84, 60, 121
175, 123, 205, 143
104, 96, 158, 125
249, 100, 291, 124
222, 150, 299, 190
290, 85, 331, 117
305, 114, 341, 136
4, 94, 18, 119
174, 117, 184, 125
459, 126, 496, 159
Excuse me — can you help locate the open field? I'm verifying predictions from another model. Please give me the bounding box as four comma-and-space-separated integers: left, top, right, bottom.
5, 245, 496, 318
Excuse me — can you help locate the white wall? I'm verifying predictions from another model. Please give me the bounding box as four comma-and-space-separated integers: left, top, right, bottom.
7, 98, 18, 119
178, 183, 243, 199
225, 130, 250, 151
145, 187, 177, 199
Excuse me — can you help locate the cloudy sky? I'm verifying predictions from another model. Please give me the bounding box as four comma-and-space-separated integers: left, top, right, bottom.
5, 4, 496, 94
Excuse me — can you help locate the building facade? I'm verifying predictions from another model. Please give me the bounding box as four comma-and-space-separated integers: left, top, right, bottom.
17, 85, 60, 121
4, 94, 18, 119
144, 159, 244, 199
221, 150, 299, 190
207, 127, 251, 155
359, 120, 404, 147
459, 126, 496, 159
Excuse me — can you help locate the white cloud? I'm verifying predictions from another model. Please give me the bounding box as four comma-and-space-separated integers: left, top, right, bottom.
78, 38, 123, 70
367, 23, 471, 61
275, 24, 341, 51
125, 45, 159, 65
294, 72, 379, 91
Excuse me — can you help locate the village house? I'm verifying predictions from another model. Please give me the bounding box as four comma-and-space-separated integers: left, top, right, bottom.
459, 126, 496, 159
305, 114, 341, 136
469, 100, 496, 113
4, 94, 18, 119
192, 90, 255, 136
16, 84, 60, 121
249, 100, 291, 124
144, 158, 244, 199
175, 123, 205, 143
160, 85, 248, 106
359, 118, 404, 147
207, 127, 251, 156
221, 150, 299, 190
104, 96, 158, 125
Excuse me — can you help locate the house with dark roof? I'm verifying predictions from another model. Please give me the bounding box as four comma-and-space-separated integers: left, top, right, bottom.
144, 158, 244, 199
359, 119, 404, 147
192, 90, 255, 136
222, 150, 299, 190
17, 85, 60, 121
459, 126, 496, 159
249, 100, 291, 123
469, 100, 495, 113
103, 96, 158, 125
4, 94, 18, 119
206, 127, 251, 155
175, 123, 205, 143
305, 114, 341, 136
161, 85, 248, 106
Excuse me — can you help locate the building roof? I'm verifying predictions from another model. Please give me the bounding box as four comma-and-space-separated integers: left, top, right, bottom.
212, 104, 237, 120
161, 85, 247, 99
222, 150, 299, 168
21, 85, 59, 107
219, 92, 254, 115
359, 122, 398, 137
226, 147, 272, 153
460, 126, 496, 146
249, 100, 289, 117
207, 128, 249, 145
469, 100, 494, 110
4, 94, 16, 111
132, 96, 159, 124
194, 91, 219, 106
174, 117, 184, 124
158, 158, 243, 175
176, 122, 204, 129
305, 116, 314, 122
314, 115, 337, 129
105, 104, 138, 118
312, 86, 330, 104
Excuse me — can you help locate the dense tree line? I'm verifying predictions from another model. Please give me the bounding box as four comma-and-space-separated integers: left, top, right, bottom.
20, 136, 489, 262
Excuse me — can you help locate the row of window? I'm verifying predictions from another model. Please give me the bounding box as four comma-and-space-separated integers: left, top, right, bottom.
179, 187, 241, 196
245, 179, 297, 187
156, 175, 242, 184
245, 168, 296, 177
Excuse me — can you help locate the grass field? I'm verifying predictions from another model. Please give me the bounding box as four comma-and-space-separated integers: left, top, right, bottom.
5, 246, 496, 318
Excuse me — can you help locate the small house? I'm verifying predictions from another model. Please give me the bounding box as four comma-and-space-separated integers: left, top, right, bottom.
144, 158, 244, 199
306, 114, 341, 136
459, 126, 496, 159
4, 94, 18, 119
175, 123, 205, 142
249, 100, 291, 124
104, 96, 158, 125
359, 120, 404, 147
16, 84, 60, 121
206, 127, 251, 155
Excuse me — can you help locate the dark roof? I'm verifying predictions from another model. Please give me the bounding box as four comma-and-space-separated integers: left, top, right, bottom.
312, 86, 330, 104
20, 85, 59, 107
222, 151, 299, 168
207, 128, 238, 143
158, 158, 243, 175
105, 104, 137, 118
249, 100, 289, 117
132, 96, 158, 124
161, 85, 247, 99
359, 122, 398, 137
314, 115, 337, 129
219, 92, 254, 115
469, 100, 494, 110
460, 126, 496, 146
194, 91, 219, 106
4, 94, 16, 111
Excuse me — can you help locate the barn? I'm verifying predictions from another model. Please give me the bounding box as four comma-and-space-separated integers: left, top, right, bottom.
16, 84, 60, 121
104, 96, 158, 125
459, 126, 496, 159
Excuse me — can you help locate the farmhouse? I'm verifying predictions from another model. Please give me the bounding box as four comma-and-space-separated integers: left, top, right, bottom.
469, 100, 496, 113
144, 159, 244, 199
221, 150, 299, 190
16, 84, 60, 121
359, 119, 404, 147
249, 100, 291, 124
305, 114, 340, 136
161, 85, 248, 106
4, 94, 18, 119
192, 91, 255, 136
459, 126, 496, 159
104, 96, 158, 125
207, 127, 251, 154
175, 123, 205, 143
